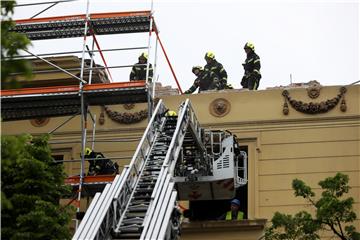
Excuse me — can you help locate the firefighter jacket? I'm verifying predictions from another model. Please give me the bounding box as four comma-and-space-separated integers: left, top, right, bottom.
184, 70, 219, 94
243, 51, 261, 79
204, 59, 228, 89
86, 151, 119, 175
130, 62, 153, 82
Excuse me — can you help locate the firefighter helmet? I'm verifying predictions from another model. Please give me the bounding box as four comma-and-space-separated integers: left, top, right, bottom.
166, 110, 177, 117
139, 52, 148, 60
244, 42, 255, 51
192, 65, 203, 73
204, 51, 215, 60
85, 147, 92, 156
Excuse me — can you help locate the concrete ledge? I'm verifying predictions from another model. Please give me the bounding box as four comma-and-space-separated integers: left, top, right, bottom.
181, 219, 267, 233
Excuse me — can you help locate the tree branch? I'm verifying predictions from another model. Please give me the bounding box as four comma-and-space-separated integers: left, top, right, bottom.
326, 221, 347, 240
336, 217, 346, 239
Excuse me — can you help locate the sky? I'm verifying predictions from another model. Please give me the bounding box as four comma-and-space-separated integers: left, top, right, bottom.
13, 0, 359, 91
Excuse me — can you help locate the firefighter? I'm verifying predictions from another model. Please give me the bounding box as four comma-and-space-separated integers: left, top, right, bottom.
218, 199, 244, 220
129, 52, 153, 82
184, 66, 220, 94
204, 52, 228, 90
83, 147, 119, 176
241, 42, 261, 90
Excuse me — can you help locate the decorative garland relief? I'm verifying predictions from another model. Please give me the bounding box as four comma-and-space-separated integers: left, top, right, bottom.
282, 86, 347, 115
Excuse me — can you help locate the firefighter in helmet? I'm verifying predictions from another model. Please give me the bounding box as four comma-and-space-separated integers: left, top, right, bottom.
184, 66, 220, 94
83, 147, 119, 176
130, 52, 153, 82
204, 52, 228, 90
241, 42, 261, 90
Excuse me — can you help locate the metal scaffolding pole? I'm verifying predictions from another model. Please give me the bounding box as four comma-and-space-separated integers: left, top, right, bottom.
48, 114, 78, 135
86, 40, 95, 84
90, 30, 114, 82
153, 30, 159, 98
76, 0, 90, 230
8, 47, 148, 59
87, 110, 96, 150
146, 12, 154, 121
15, 0, 76, 7
30, 2, 59, 19
153, 23, 183, 94
9, 64, 140, 75
22, 49, 87, 84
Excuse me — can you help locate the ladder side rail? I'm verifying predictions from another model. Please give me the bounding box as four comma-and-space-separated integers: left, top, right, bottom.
140, 173, 171, 240
147, 99, 191, 209
72, 192, 101, 239
114, 131, 163, 232
112, 167, 132, 227
83, 174, 123, 239
113, 99, 165, 200
111, 100, 166, 231
157, 191, 178, 240
74, 100, 165, 239
140, 100, 191, 239
124, 99, 165, 179
75, 184, 111, 239
149, 181, 175, 239
187, 101, 205, 151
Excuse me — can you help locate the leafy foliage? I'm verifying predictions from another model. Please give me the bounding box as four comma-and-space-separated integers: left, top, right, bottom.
1, 134, 74, 240
264, 211, 320, 240
264, 173, 360, 240
1, 0, 32, 89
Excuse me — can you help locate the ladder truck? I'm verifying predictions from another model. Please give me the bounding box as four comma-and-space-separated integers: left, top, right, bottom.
73, 99, 247, 240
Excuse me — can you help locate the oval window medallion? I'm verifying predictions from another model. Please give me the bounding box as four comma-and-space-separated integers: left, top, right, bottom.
209, 98, 231, 117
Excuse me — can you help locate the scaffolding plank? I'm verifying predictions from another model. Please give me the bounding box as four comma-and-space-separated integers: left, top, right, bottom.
1, 81, 148, 121
65, 175, 115, 186
11, 11, 153, 40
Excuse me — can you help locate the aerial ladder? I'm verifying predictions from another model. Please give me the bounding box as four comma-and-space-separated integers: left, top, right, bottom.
73, 99, 247, 239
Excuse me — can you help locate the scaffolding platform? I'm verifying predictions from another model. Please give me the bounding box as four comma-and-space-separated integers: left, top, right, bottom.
0, 81, 147, 121
65, 175, 116, 196
12, 11, 153, 40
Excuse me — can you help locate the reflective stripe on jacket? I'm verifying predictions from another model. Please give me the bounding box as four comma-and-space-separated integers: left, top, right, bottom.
225, 211, 244, 220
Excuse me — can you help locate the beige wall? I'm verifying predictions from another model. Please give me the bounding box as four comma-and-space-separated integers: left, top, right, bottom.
2, 85, 359, 239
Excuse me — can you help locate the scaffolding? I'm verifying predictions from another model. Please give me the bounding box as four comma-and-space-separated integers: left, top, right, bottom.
2, 0, 182, 230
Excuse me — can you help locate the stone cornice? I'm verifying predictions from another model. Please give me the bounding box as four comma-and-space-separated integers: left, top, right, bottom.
181, 219, 267, 232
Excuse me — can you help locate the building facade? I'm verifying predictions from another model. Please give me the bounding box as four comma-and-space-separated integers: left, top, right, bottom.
2, 84, 359, 239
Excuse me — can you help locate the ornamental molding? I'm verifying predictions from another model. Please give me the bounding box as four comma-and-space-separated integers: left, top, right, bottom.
123, 103, 135, 110
100, 106, 148, 124
99, 99, 159, 125
209, 98, 231, 117
100, 106, 147, 124
306, 80, 322, 99
282, 86, 347, 115
30, 118, 50, 127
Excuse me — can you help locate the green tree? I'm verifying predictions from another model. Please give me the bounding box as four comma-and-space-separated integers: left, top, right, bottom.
1, 134, 74, 239
1, 0, 32, 89
264, 173, 360, 240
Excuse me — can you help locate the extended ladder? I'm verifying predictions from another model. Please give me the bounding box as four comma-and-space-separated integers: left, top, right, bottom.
73, 99, 203, 240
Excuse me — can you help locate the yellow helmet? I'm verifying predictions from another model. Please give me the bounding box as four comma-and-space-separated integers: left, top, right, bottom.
139, 52, 148, 60
166, 110, 177, 117
85, 147, 92, 156
192, 65, 203, 73
244, 42, 255, 51
204, 51, 215, 60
